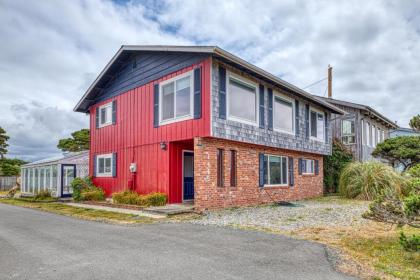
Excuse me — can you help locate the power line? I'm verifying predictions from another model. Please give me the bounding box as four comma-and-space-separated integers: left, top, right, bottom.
302, 77, 327, 89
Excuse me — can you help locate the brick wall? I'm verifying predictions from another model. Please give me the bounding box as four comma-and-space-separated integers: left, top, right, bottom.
194, 137, 324, 210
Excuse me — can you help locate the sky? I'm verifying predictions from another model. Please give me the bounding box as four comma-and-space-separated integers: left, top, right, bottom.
1, 0, 420, 161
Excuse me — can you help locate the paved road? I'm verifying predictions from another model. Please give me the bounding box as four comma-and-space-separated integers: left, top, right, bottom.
0, 203, 356, 280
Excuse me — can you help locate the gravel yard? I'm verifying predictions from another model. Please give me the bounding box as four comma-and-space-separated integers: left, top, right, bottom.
191, 196, 370, 231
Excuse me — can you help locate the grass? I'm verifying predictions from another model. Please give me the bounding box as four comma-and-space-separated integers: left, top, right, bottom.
0, 198, 156, 224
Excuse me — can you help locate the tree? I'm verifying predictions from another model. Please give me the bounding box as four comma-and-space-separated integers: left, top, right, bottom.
409, 114, 420, 132
0, 158, 27, 176
372, 136, 420, 171
324, 138, 353, 193
57, 128, 90, 152
0, 126, 9, 159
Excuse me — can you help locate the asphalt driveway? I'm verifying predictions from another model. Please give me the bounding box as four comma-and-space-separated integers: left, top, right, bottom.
0, 203, 356, 280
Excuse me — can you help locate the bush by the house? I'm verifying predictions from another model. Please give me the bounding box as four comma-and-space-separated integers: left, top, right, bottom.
35, 190, 52, 200
112, 191, 167, 207
404, 193, 420, 217
407, 163, 420, 178
399, 232, 420, 252
339, 161, 406, 200
71, 177, 105, 202
323, 138, 353, 193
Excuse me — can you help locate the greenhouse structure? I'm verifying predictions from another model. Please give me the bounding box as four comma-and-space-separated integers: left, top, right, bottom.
20, 151, 89, 198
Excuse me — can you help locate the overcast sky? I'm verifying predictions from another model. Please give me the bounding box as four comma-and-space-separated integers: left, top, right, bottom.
1, 0, 420, 161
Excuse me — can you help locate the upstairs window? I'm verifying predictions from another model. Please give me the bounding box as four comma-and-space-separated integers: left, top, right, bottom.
99, 102, 113, 127
263, 155, 288, 186
342, 119, 355, 144
228, 75, 258, 124
160, 72, 193, 124
310, 109, 325, 142
274, 94, 294, 134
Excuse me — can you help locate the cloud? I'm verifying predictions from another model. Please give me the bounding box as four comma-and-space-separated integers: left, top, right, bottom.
1, 0, 419, 161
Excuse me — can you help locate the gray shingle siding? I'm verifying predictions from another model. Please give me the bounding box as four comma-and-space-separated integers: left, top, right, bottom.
211, 60, 332, 155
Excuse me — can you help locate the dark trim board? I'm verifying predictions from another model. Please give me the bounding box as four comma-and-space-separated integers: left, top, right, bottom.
61, 164, 76, 198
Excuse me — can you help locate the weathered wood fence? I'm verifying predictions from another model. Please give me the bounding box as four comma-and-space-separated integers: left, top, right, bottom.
0, 176, 18, 191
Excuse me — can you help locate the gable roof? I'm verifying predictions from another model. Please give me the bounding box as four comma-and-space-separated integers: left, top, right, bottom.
22, 151, 89, 168
74, 45, 345, 114
316, 96, 398, 129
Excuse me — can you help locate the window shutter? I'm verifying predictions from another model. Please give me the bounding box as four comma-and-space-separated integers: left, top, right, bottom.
305, 104, 310, 139
295, 100, 299, 136
95, 107, 99, 129
153, 84, 159, 128
298, 158, 303, 175
112, 100, 117, 125
93, 155, 97, 177
324, 112, 328, 143
315, 160, 319, 175
193, 67, 202, 119
259, 153, 264, 187
288, 157, 294, 187
112, 153, 117, 178
267, 88, 273, 130
218, 67, 226, 119
259, 84, 265, 128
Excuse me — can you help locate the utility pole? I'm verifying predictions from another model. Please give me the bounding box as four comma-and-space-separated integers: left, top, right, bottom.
327, 65, 332, 98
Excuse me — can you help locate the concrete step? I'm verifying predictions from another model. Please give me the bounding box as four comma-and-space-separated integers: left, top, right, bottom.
144, 204, 195, 215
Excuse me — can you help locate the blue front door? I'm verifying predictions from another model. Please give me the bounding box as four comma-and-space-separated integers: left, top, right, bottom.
183, 152, 194, 200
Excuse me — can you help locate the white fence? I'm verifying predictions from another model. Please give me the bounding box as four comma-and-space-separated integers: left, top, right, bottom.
0, 176, 18, 191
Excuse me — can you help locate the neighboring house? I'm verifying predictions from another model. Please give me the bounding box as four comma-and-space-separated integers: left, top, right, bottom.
318, 96, 398, 162
74, 45, 344, 210
390, 127, 420, 138
20, 151, 89, 197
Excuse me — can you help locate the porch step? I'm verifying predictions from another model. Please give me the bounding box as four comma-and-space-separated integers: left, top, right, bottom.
143, 204, 195, 216
57, 197, 73, 202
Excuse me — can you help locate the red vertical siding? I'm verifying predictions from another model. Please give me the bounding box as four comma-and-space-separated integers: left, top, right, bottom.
89, 57, 212, 201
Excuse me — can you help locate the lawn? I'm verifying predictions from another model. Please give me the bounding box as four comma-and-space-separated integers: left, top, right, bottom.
192, 196, 420, 280
0, 198, 156, 224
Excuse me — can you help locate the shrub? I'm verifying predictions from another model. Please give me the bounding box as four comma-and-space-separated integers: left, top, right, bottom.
324, 138, 353, 193
404, 193, 420, 217
112, 191, 167, 207
399, 232, 420, 252
71, 177, 105, 202
339, 161, 406, 200
35, 190, 52, 200
407, 163, 420, 178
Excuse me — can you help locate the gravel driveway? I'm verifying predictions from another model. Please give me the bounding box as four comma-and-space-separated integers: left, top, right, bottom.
191, 197, 369, 231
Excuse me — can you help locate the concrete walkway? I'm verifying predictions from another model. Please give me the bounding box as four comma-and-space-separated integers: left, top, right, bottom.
65, 202, 166, 218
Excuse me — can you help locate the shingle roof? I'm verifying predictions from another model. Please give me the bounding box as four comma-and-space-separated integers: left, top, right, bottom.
74, 45, 345, 115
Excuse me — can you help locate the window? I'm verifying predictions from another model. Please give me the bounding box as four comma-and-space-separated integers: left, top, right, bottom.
217, 149, 224, 187
160, 72, 193, 123
274, 94, 294, 134
342, 119, 355, 144
96, 154, 113, 177
366, 122, 371, 146
301, 159, 315, 174
372, 125, 376, 147
263, 155, 288, 186
377, 128, 381, 143
230, 150, 237, 187
99, 102, 113, 127
310, 109, 325, 142
228, 75, 258, 124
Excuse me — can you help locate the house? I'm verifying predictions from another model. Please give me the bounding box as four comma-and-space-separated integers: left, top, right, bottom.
20, 151, 89, 197
317, 96, 398, 162
74, 45, 344, 210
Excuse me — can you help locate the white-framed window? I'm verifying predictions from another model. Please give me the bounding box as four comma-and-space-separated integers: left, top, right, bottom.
342, 119, 355, 144
227, 73, 258, 125
301, 159, 315, 174
263, 154, 288, 186
381, 130, 385, 142
99, 102, 113, 127
310, 108, 325, 142
96, 153, 113, 177
159, 71, 193, 124
377, 128, 381, 144
273, 93, 295, 134
366, 122, 371, 146
372, 124, 376, 147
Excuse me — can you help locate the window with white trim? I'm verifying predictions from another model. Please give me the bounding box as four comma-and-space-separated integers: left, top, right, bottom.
342, 119, 355, 144
310, 109, 325, 142
96, 154, 113, 177
99, 102, 112, 127
228, 75, 258, 124
160, 72, 193, 123
366, 122, 371, 146
263, 155, 288, 186
302, 159, 315, 174
274, 94, 294, 134
372, 124, 377, 147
